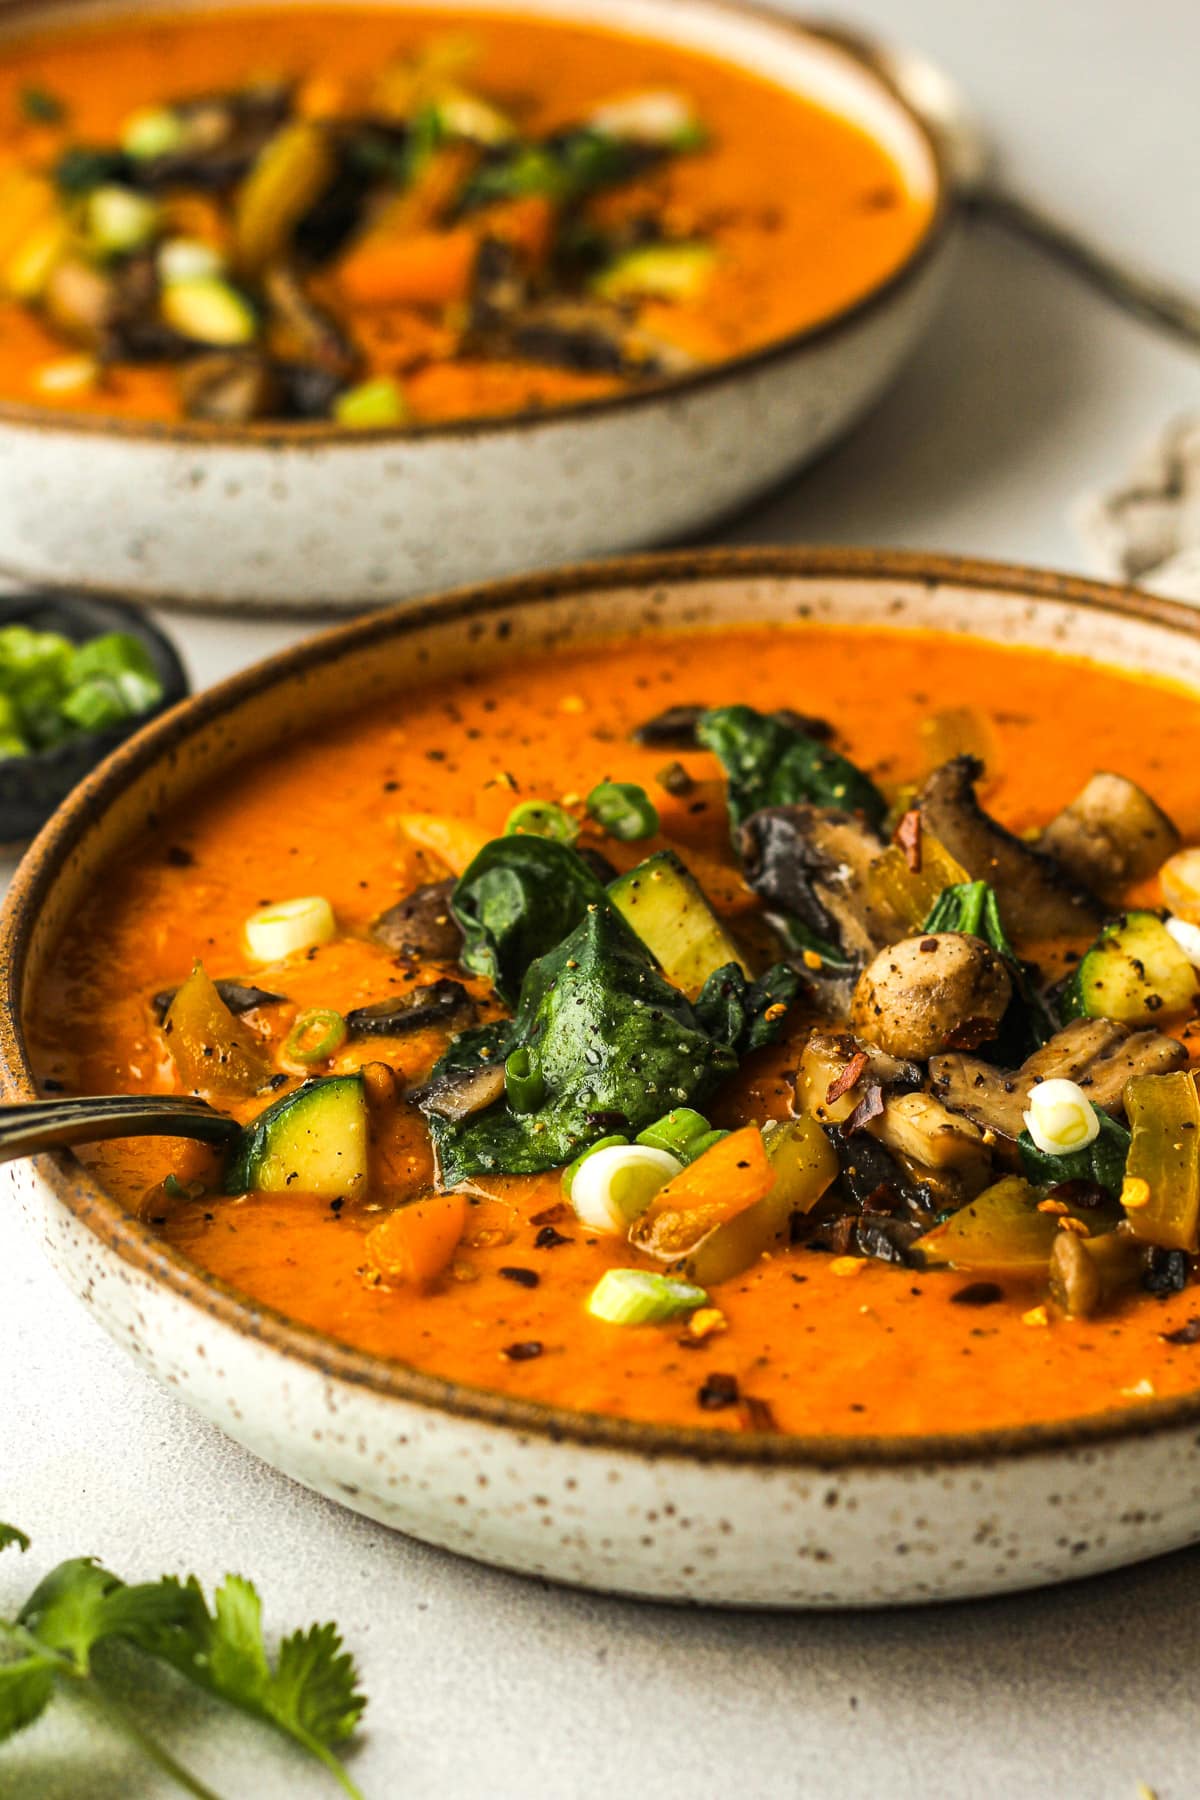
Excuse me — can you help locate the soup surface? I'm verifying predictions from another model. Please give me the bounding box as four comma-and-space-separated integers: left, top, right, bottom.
28, 621, 1200, 1439
0, 5, 931, 427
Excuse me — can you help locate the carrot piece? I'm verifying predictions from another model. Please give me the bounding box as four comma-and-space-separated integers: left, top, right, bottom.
339, 225, 479, 308
366, 1191, 467, 1286
640, 1125, 774, 1231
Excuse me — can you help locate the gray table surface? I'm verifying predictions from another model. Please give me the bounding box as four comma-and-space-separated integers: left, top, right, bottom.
5, 1, 1200, 1795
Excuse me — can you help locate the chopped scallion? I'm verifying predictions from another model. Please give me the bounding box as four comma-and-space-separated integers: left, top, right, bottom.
504, 1045, 545, 1114
333, 376, 407, 429
504, 799, 579, 843
635, 1107, 711, 1160
586, 1268, 708, 1325
567, 1142, 681, 1235
585, 780, 659, 842
561, 1133, 629, 1198
283, 1007, 347, 1064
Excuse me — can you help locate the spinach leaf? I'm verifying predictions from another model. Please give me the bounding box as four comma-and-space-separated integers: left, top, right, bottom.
452, 836, 609, 1006
923, 880, 1058, 1055
427, 904, 737, 1185
1018, 1107, 1131, 1199
694, 961, 803, 1055
696, 704, 886, 833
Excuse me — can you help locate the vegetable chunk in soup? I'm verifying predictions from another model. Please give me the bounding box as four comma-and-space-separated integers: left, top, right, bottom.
29, 624, 1200, 1438
0, 6, 932, 424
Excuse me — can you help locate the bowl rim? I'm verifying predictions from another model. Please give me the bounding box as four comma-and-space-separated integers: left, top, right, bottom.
8, 545, 1200, 1473
0, 0, 955, 450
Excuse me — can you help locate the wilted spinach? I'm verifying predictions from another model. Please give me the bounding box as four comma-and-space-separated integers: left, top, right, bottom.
694, 961, 803, 1056
1019, 1107, 1130, 1199
696, 704, 886, 834
426, 904, 740, 1185
452, 836, 608, 1005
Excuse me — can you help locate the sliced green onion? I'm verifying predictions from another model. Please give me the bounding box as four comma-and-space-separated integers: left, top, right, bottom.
161, 276, 257, 347
635, 1107, 711, 1160
586, 1268, 708, 1325
334, 376, 408, 429
158, 237, 225, 285
561, 1133, 629, 1198
283, 1007, 347, 1064
680, 1127, 730, 1164
84, 184, 160, 258
122, 105, 186, 160
586, 780, 659, 842
504, 799, 579, 843
568, 1143, 680, 1235
504, 1045, 545, 1114
68, 633, 162, 714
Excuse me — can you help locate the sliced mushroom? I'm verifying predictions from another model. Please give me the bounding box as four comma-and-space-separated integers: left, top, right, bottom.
408, 1060, 505, 1120
918, 756, 1103, 942
179, 352, 280, 423
739, 805, 895, 967
370, 879, 462, 961
851, 932, 1013, 1062
795, 1030, 921, 1125
929, 1017, 1188, 1148
133, 84, 293, 192
345, 978, 476, 1038
631, 703, 705, 748
864, 1090, 992, 1188
1039, 772, 1181, 901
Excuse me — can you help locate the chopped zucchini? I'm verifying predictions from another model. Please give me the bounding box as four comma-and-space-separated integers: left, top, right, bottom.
608, 849, 748, 995
1060, 909, 1199, 1025
592, 241, 715, 304
225, 1074, 368, 1199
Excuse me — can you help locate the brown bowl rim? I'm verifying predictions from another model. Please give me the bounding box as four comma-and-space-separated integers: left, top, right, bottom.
8, 545, 1200, 1473
0, 0, 955, 451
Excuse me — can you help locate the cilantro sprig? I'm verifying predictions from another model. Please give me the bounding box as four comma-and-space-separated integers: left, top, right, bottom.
0, 1524, 366, 1798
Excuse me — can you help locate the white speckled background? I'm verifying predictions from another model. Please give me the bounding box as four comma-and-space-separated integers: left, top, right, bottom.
4, 0, 1200, 1793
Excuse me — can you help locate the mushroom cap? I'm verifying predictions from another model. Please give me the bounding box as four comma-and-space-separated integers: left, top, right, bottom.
850, 932, 1013, 1062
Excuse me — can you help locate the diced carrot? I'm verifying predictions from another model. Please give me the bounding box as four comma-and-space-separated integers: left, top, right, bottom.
640, 1125, 773, 1230
380, 144, 477, 235
339, 225, 479, 308
365, 1191, 466, 1286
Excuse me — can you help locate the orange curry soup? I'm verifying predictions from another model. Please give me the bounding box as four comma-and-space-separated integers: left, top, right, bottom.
0, 6, 932, 425
27, 623, 1200, 1439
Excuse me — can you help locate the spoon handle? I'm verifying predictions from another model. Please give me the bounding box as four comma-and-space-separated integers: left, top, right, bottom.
980, 186, 1200, 351
0, 1095, 239, 1161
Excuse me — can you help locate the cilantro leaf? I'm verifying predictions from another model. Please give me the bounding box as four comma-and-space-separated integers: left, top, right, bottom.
0, 1647, 56, 1741
18, 1558, 198, 1674
0, 1525, 29, 1555
137, 1575, 366, 1797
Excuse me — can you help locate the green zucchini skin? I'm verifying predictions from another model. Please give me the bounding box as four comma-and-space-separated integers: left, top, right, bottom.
608, 849, 747, 994
225, 1074, 369, 1199
1059, 910, 1198, 1026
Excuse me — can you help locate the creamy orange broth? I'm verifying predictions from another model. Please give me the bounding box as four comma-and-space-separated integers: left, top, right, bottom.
27, 624, 1200, 1437
0, 6, 931, 422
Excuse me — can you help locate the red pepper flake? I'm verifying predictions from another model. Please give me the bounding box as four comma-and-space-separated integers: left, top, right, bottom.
530, 1202, 571, 1227
502, 1340, 543, 1361
895, 807, 922, 873
697, 1372, 740, 1411
498, 1266, 540, 1289
950, 1281, 1004, 1308
1162, 1317, 1200, 1345
826, 1050, 869, 1106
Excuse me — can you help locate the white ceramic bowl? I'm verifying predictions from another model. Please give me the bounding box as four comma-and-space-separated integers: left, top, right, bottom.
0, 0, 953, 612
6, 548, 1200, 1608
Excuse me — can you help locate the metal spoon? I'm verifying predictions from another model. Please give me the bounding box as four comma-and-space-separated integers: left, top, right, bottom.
819, 22, 1200, 351
0, 1093, 240, 1161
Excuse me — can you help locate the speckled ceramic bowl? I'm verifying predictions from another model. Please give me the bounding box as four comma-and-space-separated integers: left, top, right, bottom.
0, 0, 953, 613
7, 549, 1200, 1608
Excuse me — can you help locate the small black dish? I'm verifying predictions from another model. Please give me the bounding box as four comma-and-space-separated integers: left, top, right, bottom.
0, 590, 189, 846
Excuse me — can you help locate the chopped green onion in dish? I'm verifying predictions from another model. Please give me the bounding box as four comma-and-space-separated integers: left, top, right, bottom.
244, 894, 336, 962
568, 1142, 681, 1234
561, 1133, 629, 1197
504, 1044, 545, 1114
334, 376, 408, 429
504, 798, 580, 843
283, 1007, 348, 1064
586, 780, 659, 841
0, 625, 165, 760
635, 1107, 712, 1160
121, 103, 186, 160
586, 1268, 708, 1325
